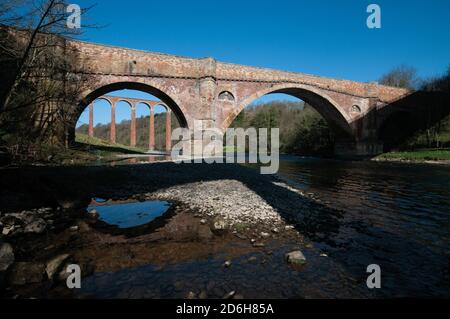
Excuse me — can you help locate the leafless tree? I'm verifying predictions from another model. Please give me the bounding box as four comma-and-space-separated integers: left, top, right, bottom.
379, 65, 419, 90
0, 0, 97, 160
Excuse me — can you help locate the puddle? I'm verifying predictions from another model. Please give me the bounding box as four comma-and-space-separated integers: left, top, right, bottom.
92, 197, 107, 203
87, 200, 172, 229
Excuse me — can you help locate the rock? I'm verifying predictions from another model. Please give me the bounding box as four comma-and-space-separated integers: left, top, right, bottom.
2, 225, 15, 236
24, 218, 46, 234
234, 233, 247, 240
87, 209, 99, 219
186, 291, 196, 299
57, 199, 85, 210
248, 256, 258, 263
260, 232, 270, 238
57, 262, 72, 282
234, 294, 244, 299
223, 260, 232, 268
0, 215, 21, 227
253, 243, 265, 248
285, 225, 295, 230
223, 291, 236, 299
197, 225, 214, 240
69, 226, 79, 232
320, 253, 328, 257
0, 242, 14, 272
8, 262, 45, 285
200, 219, 207, 225
285, 250, 306, 265
199, 290, 208, 299
272, 228, 279, 234
46, 254, 71, 280
211, 217, 227, 234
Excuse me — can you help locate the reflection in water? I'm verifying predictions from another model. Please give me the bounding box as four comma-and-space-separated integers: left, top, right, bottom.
87, 200, 172, 229
276, 155, 450, 297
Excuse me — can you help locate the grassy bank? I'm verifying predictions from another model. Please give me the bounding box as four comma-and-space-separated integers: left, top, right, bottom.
44, 134, 147, 165
75, 134, 146, 154
373, 148, 450, 163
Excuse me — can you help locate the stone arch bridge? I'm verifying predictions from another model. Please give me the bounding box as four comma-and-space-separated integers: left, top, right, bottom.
66, 39, 424, 157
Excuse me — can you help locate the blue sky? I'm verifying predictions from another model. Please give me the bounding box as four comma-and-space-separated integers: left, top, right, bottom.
76, 0, 450, 126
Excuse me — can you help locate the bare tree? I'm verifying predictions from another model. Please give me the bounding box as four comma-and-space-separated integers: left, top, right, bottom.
0, 0, 97, 160
0, 0, 91, 112
379, 65, 419, 90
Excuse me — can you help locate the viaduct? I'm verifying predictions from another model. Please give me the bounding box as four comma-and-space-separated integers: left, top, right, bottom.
63, 39, 426, 157
86, 96, 172, 151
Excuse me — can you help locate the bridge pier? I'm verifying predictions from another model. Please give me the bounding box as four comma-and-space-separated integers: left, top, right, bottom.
130, 104, 137, 147
334, 140, 383, 158
149, 106, 155, 151
88, 103, 94, 138
110, 102, 116, 144
165, 110, 172, 152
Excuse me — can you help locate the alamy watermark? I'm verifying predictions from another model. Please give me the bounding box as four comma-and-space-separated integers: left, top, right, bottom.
170, 120, 280, 175
66, 264, 81, 289
367, 4, 381, 29
66, 4, 81, 29
366, 264, 381, 289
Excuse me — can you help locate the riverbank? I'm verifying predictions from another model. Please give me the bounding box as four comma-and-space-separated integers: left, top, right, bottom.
372, 148, 450, 165
1, 162, 338, 298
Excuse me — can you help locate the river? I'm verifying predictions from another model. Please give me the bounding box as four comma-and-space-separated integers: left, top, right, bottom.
273, 155, 450, 297
70, 156, 450, 298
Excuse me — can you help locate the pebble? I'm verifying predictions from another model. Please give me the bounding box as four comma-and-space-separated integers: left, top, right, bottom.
186, 291, 196, 299
149, 180, 285, 228
286, 250, 306, 265
223, 291, 236, 299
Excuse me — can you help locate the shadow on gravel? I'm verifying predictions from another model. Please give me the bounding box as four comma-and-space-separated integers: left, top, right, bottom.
0, 161, 342, 239
2, 161, 449, 297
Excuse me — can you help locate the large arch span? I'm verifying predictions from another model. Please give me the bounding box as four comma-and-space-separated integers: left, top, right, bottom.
222, 83, 354, 139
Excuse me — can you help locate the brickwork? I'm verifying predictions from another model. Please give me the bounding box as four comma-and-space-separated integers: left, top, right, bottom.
67, 39, 412, 156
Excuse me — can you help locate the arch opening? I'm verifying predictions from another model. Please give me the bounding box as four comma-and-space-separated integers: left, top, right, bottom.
73, 82, 186, 152
227, 86, 354, 157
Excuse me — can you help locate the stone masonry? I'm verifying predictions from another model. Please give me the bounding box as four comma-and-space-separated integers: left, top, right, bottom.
67, 39, 412, 156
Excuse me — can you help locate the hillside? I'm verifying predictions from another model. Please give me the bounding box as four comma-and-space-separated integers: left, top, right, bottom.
77, 112, 180, 150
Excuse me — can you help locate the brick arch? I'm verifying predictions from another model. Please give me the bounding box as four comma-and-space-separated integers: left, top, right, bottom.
94, 97, 113, 106
135, 101, 152, 111
222, 83, 354, 138
76, 81, 188, 129
153, 103, 170, 112
115, 99, 134, 108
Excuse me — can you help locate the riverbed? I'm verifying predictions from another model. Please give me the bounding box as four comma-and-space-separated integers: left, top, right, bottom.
0, 157, 449, 298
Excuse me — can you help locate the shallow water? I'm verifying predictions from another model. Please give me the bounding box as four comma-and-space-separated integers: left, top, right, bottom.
78, 156, 450, 298
275, 155, 450, 297
87, 200, 172, 229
